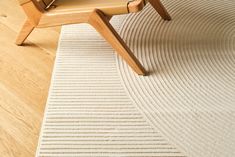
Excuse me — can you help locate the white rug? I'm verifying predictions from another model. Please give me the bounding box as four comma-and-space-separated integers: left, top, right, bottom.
36, 0, 235, 156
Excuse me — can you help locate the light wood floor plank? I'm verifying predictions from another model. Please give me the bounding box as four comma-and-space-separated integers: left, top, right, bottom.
0, 84, 40, 157
0, 0, 59, 157
0, 127, 33, 157
0, 23, 54, 113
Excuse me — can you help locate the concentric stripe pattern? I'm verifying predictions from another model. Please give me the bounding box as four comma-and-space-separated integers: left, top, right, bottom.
37, 0, 235, 156
36, 17, 184, 156
117, 0, 235, 157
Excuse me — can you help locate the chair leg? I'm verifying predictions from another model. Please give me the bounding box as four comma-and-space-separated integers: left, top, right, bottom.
88, 10, 147, 75
15, 19, 35, 46
106, 15, 113, 21
148, 0, 171, 20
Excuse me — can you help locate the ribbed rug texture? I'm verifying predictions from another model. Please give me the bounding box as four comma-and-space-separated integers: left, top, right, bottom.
36, 0, 235, 156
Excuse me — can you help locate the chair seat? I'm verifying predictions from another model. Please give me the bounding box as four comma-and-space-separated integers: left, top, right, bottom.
49, 0, 145, 15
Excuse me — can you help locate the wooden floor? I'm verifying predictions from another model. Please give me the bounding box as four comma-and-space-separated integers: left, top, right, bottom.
0, 0, 60, 156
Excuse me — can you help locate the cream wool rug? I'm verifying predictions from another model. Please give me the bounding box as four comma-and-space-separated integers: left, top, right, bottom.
36, 0, 235, 156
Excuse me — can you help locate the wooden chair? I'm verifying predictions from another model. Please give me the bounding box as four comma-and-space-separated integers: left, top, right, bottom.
16, 0, 171, 75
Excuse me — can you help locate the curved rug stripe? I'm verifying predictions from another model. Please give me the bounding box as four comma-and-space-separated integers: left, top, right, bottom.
117, 0, 235, 157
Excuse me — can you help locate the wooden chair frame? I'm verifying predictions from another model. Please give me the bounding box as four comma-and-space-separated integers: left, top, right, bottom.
16, 0, 171, 75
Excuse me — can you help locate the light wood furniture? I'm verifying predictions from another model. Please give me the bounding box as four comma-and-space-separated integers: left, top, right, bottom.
16, 0, 171, 75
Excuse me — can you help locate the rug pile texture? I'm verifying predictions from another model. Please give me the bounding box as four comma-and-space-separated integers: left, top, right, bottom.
36, 0, 235, 156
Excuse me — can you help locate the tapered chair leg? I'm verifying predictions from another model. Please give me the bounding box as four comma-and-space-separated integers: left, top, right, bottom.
106, 15, 113, 21
15, 19, 35, 45
148, 0, 171, 20
88, 10, 147, 75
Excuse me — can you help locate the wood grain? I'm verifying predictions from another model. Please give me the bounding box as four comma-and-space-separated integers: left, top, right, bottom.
0, 0, 59, 156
